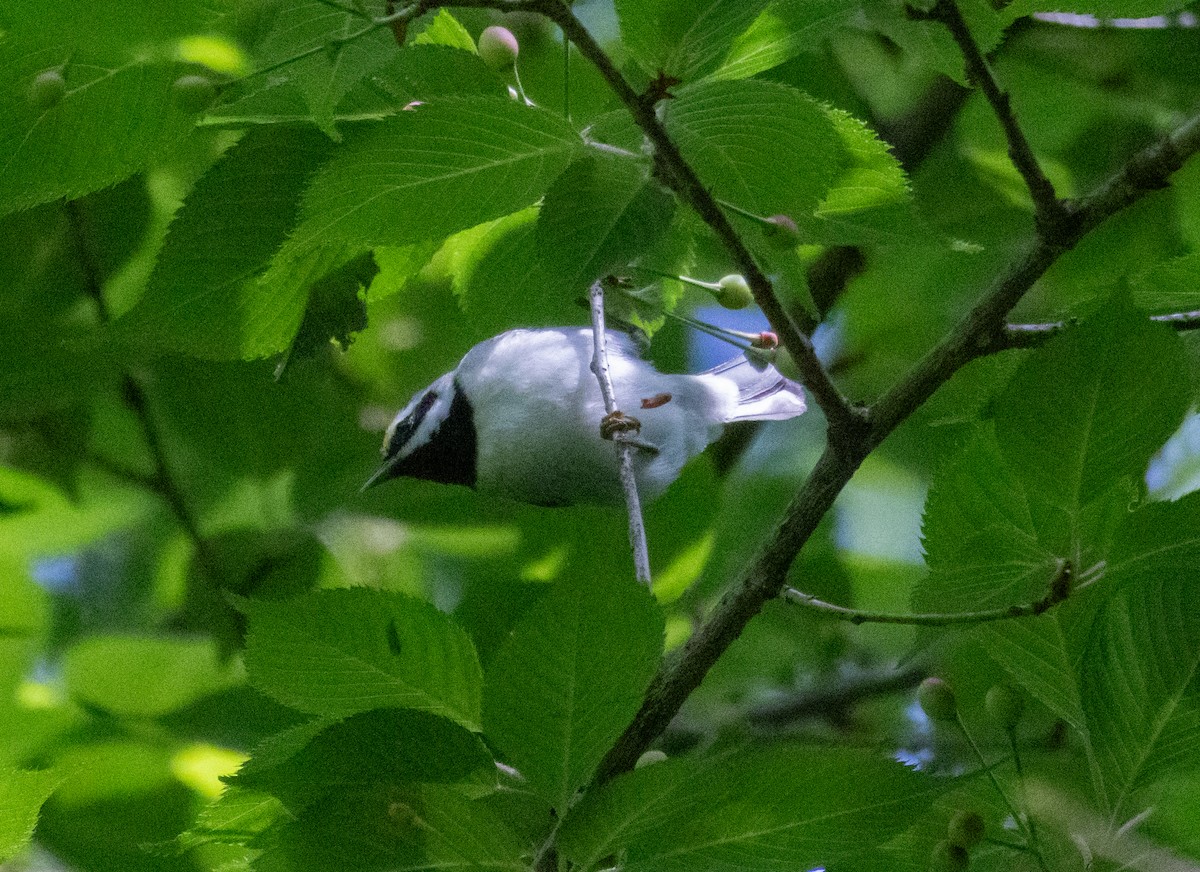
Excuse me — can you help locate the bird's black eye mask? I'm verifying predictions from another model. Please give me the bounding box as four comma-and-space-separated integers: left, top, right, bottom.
385, 389, 440, 458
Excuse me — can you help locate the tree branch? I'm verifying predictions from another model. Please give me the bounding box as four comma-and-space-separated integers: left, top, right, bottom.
588, 280, 652, 586
870, 109, 1200, 441
594, 108, 1200, 785
526, 0, 865, 442
594, 442, 866, 781
914, 0, 1068, 233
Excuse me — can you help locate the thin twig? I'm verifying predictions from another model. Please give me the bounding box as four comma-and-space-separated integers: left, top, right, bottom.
64, 201, 218, 581
782, 559, 1072, 626
588, 281, 652, 587
915, 0, 1068, 233
746, 664, 925, 727
1000, 309, 1200, 350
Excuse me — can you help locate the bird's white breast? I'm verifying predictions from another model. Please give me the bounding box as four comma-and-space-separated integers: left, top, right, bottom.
457, 328, 730, 506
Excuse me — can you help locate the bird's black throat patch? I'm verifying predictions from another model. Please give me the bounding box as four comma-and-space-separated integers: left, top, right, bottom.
394, 380, 477, 488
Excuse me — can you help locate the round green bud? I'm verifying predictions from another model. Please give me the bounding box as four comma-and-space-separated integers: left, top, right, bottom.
917, 677, 958, 723
929, 840, 970, 872
772, 347, 803, 382
946, 810, 985, 850
762, 214, 801, 249
985, 683, 1026, 732
29, 69, 67, 110
478, 26, 519, 72
635, 750, 667, 769
172, 74, 217, 113
715, 274, 753, 309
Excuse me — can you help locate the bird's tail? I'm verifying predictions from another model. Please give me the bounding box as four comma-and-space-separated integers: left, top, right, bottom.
704, 351, 807, 422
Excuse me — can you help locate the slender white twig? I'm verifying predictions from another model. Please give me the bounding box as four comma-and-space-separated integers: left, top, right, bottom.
588, 280, 652, 587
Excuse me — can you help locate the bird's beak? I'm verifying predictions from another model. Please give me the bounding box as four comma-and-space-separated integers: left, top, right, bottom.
360, 454, 402, 493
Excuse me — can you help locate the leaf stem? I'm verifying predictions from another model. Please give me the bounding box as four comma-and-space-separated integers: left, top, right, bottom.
955, 713, 1052, 872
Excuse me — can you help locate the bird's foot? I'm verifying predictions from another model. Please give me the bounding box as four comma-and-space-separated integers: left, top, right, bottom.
600, 410, 641, 440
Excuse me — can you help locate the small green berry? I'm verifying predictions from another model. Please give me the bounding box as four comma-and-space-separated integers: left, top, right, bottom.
29, 70, 67, 110
772, 347, 803, 382
946, 810, 985, 850
985, 683, 1026, 732
715, 274, 753, 309
929, 839, 970, 872
917, 677, 958, 723
172, 74, 217, 113
478, 26, 519, 72
762, 214, 801, 249
635, 750, 667, 768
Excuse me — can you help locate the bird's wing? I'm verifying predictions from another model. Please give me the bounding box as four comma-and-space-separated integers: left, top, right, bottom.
704, 352, 806, 422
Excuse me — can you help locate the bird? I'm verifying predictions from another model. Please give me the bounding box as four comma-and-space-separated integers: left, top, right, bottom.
363, 326, 806, 507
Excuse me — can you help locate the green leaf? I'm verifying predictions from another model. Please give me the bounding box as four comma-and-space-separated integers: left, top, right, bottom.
994, 301, 1191, 511
281, 249, 377, 359
354, 43, 505, 105
535, 154, 675, 293
803, 108, 919, 244
0, 768, 60, 864
120, 126, 336, 360
291, 97, 580, 250
559, 746, 937, 871
916, 431, 1089, 732
0, 0, 215, 213
919, 430, 1057, 608
1108, 491, 1200, 590
1083, 568, 1200, 817
483, 572, 664, 810
662, 80, 845, 221
255, 785, 525, 872
615, 0, 774, 82
260, 242, 375, 371
242, 588, 483, 729
172, 787, 288, 853
366, 242, 439, 301
450, 207, 584, 336
231, 709, 494, 812
246, 0, 396, 138
1131, 252, 1200, 313
863, 0, 966, 84
412, 9, 477, 53
64, 635, 242, 718
713, 0, 862, 81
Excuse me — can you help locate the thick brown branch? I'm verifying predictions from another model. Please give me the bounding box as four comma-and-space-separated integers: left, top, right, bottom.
594, 443, 867, 781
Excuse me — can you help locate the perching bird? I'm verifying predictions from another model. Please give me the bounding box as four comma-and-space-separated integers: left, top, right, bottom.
363, 327, 806, 506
